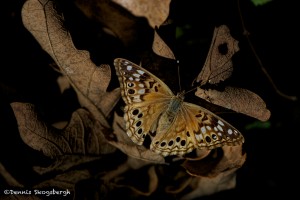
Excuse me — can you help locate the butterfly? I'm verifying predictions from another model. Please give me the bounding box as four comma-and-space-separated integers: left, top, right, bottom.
114, 58, 244, 157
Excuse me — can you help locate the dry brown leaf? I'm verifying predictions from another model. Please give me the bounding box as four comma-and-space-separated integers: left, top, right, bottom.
100, 157, 158, 196
111, 166, 158, 197
33, 155, 100, 175
165, 170, 193, 194
75, 0, 152, 48
182, 145, 246, 178
56, 75, 71, 94
193, 25, 270, 121
196, 86, 271, 121
10, 102, 116, 159
100, 158, 132, 183
147, 166, 159, 195
194, 25, 238, 85
180, 169, 237, 199
112, 0, 171, 28
99, 156, 154, 183
175, 146, 245, 199
152, 29, 176, 59
109, 141, 165, 163
21, 0, 120, 128
117, 165, 158, 196
0, 162, 24, 187
33, 169, 91, 193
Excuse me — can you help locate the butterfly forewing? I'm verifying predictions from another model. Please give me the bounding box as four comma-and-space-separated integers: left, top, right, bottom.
114, 58, 174, 145
114, 58, 244, 157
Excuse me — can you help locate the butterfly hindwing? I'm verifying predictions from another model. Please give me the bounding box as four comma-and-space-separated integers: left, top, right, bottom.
149, 104, 197, 156
149, 101, 244, 156
184, 102, 244, 148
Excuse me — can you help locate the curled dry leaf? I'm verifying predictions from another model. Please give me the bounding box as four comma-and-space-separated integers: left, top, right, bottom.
175, 145, 245, 198
21, 0, 120, 127
165, 169, 237, 199
105, 163, 158, 196
118, 166, 158, 196
10, 102, 116, 159
182, 145, 246, 178
165, 170, 193, 194
112, 0, 171, 28
0, 162, 24, 187
180, 169, 237, 199
196, 86, 271, 121
152, 29, 176, 60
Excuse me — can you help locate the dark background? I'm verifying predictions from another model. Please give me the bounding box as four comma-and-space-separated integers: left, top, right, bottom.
1, 0, 299, 199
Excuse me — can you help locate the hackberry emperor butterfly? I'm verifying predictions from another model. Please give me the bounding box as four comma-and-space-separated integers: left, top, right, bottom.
114, 58, 244, 157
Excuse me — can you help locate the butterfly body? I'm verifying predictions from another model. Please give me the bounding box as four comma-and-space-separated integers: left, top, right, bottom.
114, 58, 244, 157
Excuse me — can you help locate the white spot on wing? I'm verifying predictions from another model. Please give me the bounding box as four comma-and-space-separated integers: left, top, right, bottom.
217, 125, 223, 132
138, 89, 145, 94
133, 95, 142, 102
137, 70, 145, 75
195, 134, 203, 142
218, 120, 224, 126
228, 129, 233, 134
133, 73, 140, 78
126, 130, 133, 137
126, 65, 132, 70
201, 126, 206, 134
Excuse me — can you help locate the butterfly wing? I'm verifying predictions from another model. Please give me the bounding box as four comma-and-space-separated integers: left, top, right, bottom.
185, 102, 244, 148
150, 101, 244, 156
114, 58, 175, 145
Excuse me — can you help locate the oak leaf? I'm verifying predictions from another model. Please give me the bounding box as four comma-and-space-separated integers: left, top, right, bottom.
21, 0, 120, 128
10, 102, 115, 173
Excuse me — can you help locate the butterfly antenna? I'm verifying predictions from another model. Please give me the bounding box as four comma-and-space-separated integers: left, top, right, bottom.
177, 60, 182, 92
177, 60, 198, 95
185, 86, 198, 95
